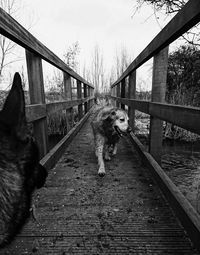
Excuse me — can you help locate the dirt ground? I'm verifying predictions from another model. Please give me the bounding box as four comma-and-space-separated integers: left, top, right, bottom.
0, 110, 199, 255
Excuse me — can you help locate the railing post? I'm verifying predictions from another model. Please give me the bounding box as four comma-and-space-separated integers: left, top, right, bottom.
77, 80, 83, 120
113, 86, 117, 107
91, 87, 94, 107
116, 83, 120, 108
88, 87, 91, 109
128, 71, 136, 131
63, 72, 73, 131
26, 50, 48, 158
121, 79, 126, 110
84, 84, 88, 114
149, 47, 169, 164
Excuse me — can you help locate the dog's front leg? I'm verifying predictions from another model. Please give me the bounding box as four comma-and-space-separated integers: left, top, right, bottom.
95, 134, 106, 177
96, 145, 106, 176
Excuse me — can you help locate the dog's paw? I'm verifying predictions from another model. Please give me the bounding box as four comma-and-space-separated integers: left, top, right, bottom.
104, 154, 111, 161
98, 172, 106, 177
98, 168, 106, 177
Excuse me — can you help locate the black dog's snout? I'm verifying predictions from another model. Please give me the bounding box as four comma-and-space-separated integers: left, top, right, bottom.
127, 126, 132, 133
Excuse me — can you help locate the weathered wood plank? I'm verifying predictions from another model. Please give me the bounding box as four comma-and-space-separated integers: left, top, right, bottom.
0, 7, 93, 88
149, 47, 168, 164
149, 102, 200, 135
112, 0, 200, 86
26, 50, 49, 157
26, 104, 46, 122
46, 97, 93, 115
77, 80, 83, 120
111, 97, 200, 135
128, 71, 136, 131
116, 84, 120, 108
40, 107, 93, 171
112, 97, 149, 114
121, 79, 126, 110
129, 132, 200, 251
63, 72, 73, 132
84, 84, 88, 113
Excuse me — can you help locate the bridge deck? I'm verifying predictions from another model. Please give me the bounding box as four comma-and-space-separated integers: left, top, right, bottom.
1, 111, 199, 255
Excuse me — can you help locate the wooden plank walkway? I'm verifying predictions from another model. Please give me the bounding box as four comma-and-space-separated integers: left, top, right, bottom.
1, 110, 199, 255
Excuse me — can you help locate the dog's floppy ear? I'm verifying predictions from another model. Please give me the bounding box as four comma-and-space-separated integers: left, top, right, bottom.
0, 72, 28, 140
101, 108, 116, 122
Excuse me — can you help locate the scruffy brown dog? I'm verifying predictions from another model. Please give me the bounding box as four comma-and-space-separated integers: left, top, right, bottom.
0, 73, 47, 248
91, 106, 131, 176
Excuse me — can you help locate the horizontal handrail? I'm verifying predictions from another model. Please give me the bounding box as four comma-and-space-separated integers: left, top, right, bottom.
111, 0, 200, 87
26, 104, 46, 122
0, 7, 93, 88
26, 96, 94, 122
46, 96, 94, 115
112, 96, 200, 135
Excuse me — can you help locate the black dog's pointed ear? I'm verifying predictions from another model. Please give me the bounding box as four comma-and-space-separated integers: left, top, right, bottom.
0, 72, 27, 139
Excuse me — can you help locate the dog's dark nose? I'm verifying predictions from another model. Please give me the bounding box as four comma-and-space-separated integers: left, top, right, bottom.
127, 126, 132, 133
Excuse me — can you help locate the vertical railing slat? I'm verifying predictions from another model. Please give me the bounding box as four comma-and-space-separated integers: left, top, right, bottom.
26, 50, 48, 158
63, 72, 73, 131
121, 79, 126, 110
116, 83, 120, 108
84, 84, 88, 114
77, 80, 83, 120
149, 47, 169, 164
128, 71, 136, 131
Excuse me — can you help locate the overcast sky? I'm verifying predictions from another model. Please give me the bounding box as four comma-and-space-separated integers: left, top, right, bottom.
2, 0, 173, 90
20, 0, 170, 70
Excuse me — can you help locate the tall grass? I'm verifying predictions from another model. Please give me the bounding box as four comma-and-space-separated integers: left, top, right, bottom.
47, 107, 78, 136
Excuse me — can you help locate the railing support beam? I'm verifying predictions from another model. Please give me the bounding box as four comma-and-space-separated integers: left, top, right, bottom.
63, 72, 73, 131
77, 80, 83, 120
26, 50, 49, 158
149, 46, 169, 164
84, 84, 88, 113
116, 83, 120, 108
121, 79, 126, 110
128, 71, 136, 131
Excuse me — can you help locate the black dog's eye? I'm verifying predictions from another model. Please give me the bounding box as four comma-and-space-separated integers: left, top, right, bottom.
111, 111, 116, 116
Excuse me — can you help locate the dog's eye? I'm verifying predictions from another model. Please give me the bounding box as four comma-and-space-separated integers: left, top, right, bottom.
119, 118, 125, 122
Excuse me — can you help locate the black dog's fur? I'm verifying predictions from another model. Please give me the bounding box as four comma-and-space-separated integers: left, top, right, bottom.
0, 73, 47, 248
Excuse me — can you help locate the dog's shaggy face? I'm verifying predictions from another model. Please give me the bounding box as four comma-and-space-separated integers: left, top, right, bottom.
91, 107, 131, 176
113, 109, 130, 135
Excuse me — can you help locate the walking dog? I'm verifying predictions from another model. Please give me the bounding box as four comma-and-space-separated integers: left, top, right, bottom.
0, 73, 47, 247
91, 106, 131, 176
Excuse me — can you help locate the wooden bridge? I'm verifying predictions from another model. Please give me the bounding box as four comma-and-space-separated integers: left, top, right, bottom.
0, 0, 200, 254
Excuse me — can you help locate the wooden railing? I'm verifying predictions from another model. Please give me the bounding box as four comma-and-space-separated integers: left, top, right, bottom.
111, 0, 200, 163
0, 7, 94, 168
110, 0, 200, 250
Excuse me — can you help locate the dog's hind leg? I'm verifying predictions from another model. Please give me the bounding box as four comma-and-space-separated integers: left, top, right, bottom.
112, 143, 118, 156
104, 144, 111, 161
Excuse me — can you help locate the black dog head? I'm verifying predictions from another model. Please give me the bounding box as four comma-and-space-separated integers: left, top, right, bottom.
0, 73, 47, 247
0, 72, 47, 190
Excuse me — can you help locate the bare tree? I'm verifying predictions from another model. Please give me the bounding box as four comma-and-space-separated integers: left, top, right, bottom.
134, 0, 186, 15
133, 0, 200, 46
110, 46, 132, 84
49, 42, 80, 95
0, 0, 23, 78
91, 44, 105, 94
63, 41, 80, 72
